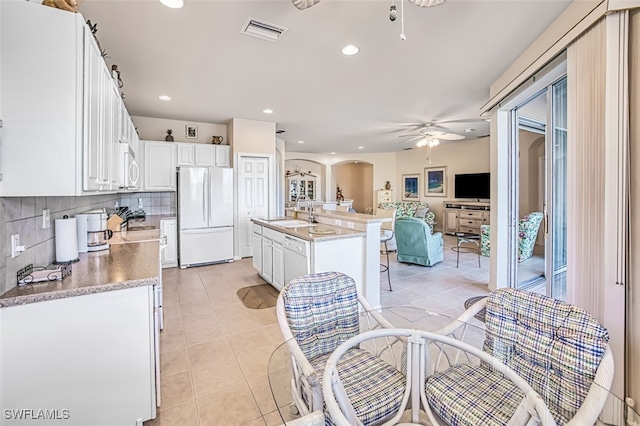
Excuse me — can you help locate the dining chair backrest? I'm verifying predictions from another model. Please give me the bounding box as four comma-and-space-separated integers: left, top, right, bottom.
484, 288, 610, 424
282, 272, 360, 360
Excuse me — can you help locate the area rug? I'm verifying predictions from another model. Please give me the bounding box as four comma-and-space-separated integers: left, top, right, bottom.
463, 295, 487, 322
236, 284, 279, 309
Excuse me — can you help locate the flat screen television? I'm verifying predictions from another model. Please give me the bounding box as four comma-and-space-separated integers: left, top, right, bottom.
454, 173, 490, 200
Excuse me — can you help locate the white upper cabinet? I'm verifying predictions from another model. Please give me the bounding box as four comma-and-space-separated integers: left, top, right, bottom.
143, 141, 176, 191
174, 143, 228, 168
195, 145, 215, 166
215, 145, 231, 168
0, 1, 137, 196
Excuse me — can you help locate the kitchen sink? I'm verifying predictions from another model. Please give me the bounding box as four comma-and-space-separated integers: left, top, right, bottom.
271, 220, 316, 228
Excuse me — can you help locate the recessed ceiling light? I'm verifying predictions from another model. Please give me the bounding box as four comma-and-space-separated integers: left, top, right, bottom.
263, 109, 274, 114
158, 95, 172, 101
341, 45, 359, 56
483, 118, 491, 122
354, 161, 359, 164
465, 128, 475, 133
330, 152, 336, 155
298, 141, 304, 144
357, 146, 364, 149
158, 0, 184, 9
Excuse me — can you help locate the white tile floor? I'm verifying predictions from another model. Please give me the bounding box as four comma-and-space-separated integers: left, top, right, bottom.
145, 235, 490, 426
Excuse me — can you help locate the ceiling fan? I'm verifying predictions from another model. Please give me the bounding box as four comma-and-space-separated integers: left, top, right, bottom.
292, 0, 445, 10
398, 125, 464, 163
398, 125, 466, 144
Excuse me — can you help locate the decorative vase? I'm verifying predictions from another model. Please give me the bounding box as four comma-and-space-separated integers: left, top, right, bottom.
165, 129, 174, 142
385, 181, 391, 190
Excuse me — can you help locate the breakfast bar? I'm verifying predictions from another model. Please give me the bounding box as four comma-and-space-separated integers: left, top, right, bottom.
253, 209, 390, 307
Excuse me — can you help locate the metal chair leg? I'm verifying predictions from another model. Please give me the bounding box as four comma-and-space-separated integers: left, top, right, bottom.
385, 241, 392, 291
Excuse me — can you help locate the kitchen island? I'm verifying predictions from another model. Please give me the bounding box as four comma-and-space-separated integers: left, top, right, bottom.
0, 240, 162, 426
253, 209, 389, 307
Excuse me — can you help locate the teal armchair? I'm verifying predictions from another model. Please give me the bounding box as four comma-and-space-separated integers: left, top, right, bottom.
395, 217, 444, 267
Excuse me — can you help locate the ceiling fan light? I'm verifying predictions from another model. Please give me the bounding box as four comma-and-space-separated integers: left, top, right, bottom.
158, 0, 184, 9
407, 0, 446, 7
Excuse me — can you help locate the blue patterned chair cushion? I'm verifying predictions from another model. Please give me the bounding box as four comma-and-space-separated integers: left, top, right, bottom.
283, 272, 359, 360
425, 363, 524, 426
484, 288, 609, 424
310, 348, 406, 425
424, 288, 609, 425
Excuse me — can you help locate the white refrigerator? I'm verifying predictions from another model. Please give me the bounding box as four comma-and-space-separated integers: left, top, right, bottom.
178, 167, 234, 268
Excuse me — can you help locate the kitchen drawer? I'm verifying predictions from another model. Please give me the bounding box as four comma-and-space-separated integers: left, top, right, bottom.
263, 227, 284, 243
252, 223, 262, 235
459, 210, 484, 219
379, 190, 392, 197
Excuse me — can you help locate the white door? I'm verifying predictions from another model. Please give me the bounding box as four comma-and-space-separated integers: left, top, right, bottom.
237, 156, 269, 258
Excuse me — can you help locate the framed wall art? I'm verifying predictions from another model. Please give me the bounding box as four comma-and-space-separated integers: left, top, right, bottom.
402, 174, 420, 201
186, 125, 198, 139
424, 166, 447, 197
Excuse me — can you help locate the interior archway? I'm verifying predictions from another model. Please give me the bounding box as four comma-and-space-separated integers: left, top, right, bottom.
331, 161, 374, 213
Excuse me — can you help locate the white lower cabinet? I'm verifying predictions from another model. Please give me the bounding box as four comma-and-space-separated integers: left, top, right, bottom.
0, 286, 158, 425
252, 230, 263, 272
261, 238, 273, 283
272, 242, 284, 290
252, 222, 364, 292
161, 218, 178, 268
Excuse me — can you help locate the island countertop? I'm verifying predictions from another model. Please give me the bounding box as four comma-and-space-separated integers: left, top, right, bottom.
252, 218, 365, 242
0, 241, 161, 308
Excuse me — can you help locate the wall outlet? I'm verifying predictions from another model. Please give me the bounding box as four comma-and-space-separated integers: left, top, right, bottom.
42, 209, 51, 229
334, 219, 342, 226
346, 222, 355, 229
11, 234, 25, 258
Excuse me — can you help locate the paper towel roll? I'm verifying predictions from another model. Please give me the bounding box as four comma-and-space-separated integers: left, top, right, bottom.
55, 217, 79, 263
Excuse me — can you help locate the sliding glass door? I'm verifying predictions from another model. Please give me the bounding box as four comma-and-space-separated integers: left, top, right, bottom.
511, 76, 567, 300
547, 77, 567, 300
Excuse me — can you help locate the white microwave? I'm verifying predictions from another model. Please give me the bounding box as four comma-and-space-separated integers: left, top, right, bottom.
117, 143, 140, 190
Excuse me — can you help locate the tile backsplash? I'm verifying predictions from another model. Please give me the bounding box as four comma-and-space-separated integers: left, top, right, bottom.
0, 192, 176, 295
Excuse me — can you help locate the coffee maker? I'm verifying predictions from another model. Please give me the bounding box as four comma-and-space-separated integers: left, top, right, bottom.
76, 209, 112, 253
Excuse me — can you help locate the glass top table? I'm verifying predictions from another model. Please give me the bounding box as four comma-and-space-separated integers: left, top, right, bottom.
267, 306, 486, 424
267, 305, 638, 425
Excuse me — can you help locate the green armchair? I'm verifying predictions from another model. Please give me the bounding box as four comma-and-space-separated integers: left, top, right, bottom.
480, 212, 543, 262
395, 217, 444, 267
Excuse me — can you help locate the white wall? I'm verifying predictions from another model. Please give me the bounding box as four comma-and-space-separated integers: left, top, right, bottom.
285, 152, 397, 203
132, 116, 227, 145
228, 118, 275, 156
395, 137, 490, 230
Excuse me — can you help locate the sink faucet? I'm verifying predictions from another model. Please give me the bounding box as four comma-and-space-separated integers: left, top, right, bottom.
296, 195, 315, 223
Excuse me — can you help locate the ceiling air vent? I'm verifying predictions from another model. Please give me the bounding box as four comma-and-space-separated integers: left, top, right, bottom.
241, 18, 289, 43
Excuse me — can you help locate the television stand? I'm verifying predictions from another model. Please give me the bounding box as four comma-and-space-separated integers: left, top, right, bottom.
443, 200, 490, 235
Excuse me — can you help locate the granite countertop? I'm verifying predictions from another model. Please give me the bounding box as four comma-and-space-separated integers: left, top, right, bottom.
284, 208, 392, 224
0, 241, 161, 308
252, 218, 365, 242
